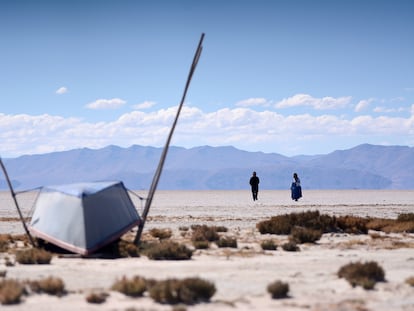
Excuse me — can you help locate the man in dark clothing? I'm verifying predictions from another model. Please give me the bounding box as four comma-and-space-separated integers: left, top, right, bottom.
249, 171, 260, 201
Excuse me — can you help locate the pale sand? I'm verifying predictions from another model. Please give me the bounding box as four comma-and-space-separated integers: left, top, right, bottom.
1, 190, 414, 310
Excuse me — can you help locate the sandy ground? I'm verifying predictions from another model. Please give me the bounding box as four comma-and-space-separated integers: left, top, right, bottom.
1, 190, 414, 310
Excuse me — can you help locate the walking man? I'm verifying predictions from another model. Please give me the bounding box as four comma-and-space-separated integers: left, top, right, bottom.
249, 171, 260, 201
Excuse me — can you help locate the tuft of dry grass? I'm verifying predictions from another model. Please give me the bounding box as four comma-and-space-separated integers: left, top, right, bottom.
405, 276, 414, 287
338, 261, 385, 290
28, 276, 66, 296
150, 228, 173, 240
15, 248, 52, 264
192, 240, 209, 249
289, 226, 322, 244
0, 234, 11, 252
216, 237, 238, 248
267, 280, 289, 299
336, 216, 369, 234
149, 277, 216, 305
281, 241, 299, 252
0, 279, 25, 305
191, 225, 220, 243
142, 240, 193, 260
111, 276, 147, 297
260, 240, 277, 251
85, 291, 109, 304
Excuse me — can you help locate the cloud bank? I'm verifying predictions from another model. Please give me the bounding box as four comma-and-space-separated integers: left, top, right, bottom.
1, 101, 413, 157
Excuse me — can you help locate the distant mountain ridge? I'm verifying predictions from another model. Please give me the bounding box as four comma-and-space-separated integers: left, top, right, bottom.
1, 144, 413, 190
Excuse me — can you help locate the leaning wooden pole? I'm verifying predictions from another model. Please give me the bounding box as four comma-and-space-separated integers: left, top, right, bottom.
134, 33, 205, 244
0, 157, 36, 246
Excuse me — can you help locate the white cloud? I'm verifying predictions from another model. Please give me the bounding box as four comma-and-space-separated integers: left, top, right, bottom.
55, 87, 68, 95
275, 94, 352, 110
1, 106, 413, 158
85, 98, 126, 109
355, 98, 375, 112
236, 98, 269, 107
132, 101, 157, 110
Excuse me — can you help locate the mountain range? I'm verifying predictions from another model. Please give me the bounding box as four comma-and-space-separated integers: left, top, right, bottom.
1, 144, 413, 190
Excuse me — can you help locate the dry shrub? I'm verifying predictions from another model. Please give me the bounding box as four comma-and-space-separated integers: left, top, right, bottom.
0, 234, 12, 252
29, 276, 65, 296
260, 240, 277, 251
367, 217, 414, 233
336, 216, 368, 234
267, 280, 289, 299
213, 226, 228, 233
144, 240, 193, 260
216, 237, 237, 248
117, 240, 140, 258
397, 213, 414, 222
0, 279, 25, 305
338, 261, 385, 290
281, 241, 299, 252
111, 276, 147, 297
289, 226, 322, 244
405, 276, 414, 287
257, 211, 336, 235
15, 248, 52, 264
86, 291, 109, 304
192, 240, 209, 249
149, 277, 216, 305
179, 226, 189, 231
150, 228, 172, 240
191, 225, 220, 242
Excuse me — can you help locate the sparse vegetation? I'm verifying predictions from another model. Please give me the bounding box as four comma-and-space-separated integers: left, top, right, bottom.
15, 248, 52, 264
150, 228, 172, 240
111, 276, 147, 297
281, 241, 299, 252
338, 261, 385, 290
28, 276, 66, 296
149, 277, 216, 305
260, 240, 277, 251
257, 210, 414, 236
142, 240, 193, 260
267, 280, 289, 299
191, 225, 220, 242
289, 226, 322, 244
0, 279, 25, 305
405, 276, 414, 287
192, 240, 209, 249
86, 291, 109, 304
216, 237, 237, 248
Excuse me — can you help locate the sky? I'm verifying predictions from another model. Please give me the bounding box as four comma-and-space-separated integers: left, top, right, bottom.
1, 0, 413, 158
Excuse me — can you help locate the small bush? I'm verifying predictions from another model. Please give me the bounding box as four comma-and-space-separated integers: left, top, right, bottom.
338, 261, 385, 290
336, 216, 368, 234
289, 226, 322, 244
111, 276, 147, 297
213, 226, 228, 233
117, 240, 140, 258
191, 225, 220, 242
405, 276, 414, 287
144, 241, 193, 260
29, 276, 66, 296
260, 240, 277, 251
216, 237, 237, 248
149, 277, 216, 305
192, 240, 209, 249
179, 226, 189, 231
267, 280, 289, 299
397, 213, 414, 222
281, 242, 299, 252
0, 234, 11, 253
0, 279, 25, 305
150, 228, 172, 240
15, 248, 52, 264
86, 291, 109, 304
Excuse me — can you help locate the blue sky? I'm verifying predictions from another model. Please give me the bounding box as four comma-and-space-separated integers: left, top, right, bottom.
1, 0, 413, 158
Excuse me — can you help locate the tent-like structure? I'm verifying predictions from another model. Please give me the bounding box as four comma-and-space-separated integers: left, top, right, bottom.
29, 181, 141, 255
